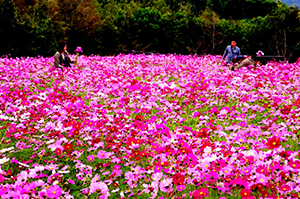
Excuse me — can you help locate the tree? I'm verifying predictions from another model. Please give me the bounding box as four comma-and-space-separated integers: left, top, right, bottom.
196, 8, 222, 54
130, 7, 164, 51
207, 0, 277, 20
0, 0, 17, 56
264, 2, 300, 59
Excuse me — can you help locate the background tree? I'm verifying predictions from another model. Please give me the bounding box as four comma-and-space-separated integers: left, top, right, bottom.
263, 2, 300, 58
0, 0, 17, 56
196, 8, 222, 54
207, 0, 277, 20
2, 0, 300, 62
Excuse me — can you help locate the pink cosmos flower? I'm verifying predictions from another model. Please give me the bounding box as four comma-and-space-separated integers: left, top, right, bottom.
112, 169, 122, 177
2, 190, 28, 199
68, 179, 75, 184
256, 50, 264, 57
240, 113, 247, 119
149, 115, 157, 123
176, 184, 186, 191
89, 181, 109, 194
22, 182, 37, 194
279, 184, 291, 192
81, 188, 89, 195
154, 166, 163, 173
0, 175, 4, 183
193, 187, 209, 198
87, 155, 95, 161
54, 148, 62, 156
159, 178, 173, 193
164, 168, 174, 174
46, 185, 62, 199
45, 163, 58, 171
91, 174, 101, 183
256, 173, 268, 185
266, 136, 281, 149
239, 121, 247, 128
240, 188, 252, 199
241, 165, 253, 176
75, 46, 83, 53
255, 165, 268, 175
288, 160, 300, 169
22, 100, 31, 106
96, 150, 111, 159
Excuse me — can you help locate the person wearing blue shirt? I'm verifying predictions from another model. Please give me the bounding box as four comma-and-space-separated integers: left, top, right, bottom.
222, 41, 243, 64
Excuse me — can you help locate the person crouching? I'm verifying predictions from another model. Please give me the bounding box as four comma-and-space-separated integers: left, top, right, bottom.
54, 40, 74, 71
229, 55, 260, 71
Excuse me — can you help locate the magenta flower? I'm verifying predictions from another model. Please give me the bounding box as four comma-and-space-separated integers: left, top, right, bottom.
112, 169, 122, 177
279, 184, 291, 192
87, 155, 95, 161
46, 185, 62, 198
149, 115, 157, 123
22, 100, 31, 106
241, 165, 252, 175
154, 165, 163, 173
81, 188, 89, 195
176, 184, 186, 191
240, 113, 247, 119
68, 179, 75, 184
193, 187, 209, 198
0, 175, 4, 183
256, 50, 264, 57
164, 168, 174, 174
239, 121, 247, 128
75, 46, 83, 53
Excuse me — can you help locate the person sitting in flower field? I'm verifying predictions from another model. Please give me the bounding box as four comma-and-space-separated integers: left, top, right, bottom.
222, 41, 247, 65
54, 40, 75, 71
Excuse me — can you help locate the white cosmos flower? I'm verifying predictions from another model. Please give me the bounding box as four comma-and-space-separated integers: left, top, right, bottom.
0, 157, 10, 164
0, 147, 14, 153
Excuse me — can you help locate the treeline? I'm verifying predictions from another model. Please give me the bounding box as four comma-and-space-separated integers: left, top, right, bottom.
1, 0, 300, 61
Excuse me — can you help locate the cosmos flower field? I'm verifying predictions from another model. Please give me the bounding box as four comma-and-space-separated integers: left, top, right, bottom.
0, 53, 300, 199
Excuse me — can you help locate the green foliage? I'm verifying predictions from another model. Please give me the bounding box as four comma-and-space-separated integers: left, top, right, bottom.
131, 7, 163, 51
207, 0, 277, 20
0, 0, 299, 61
